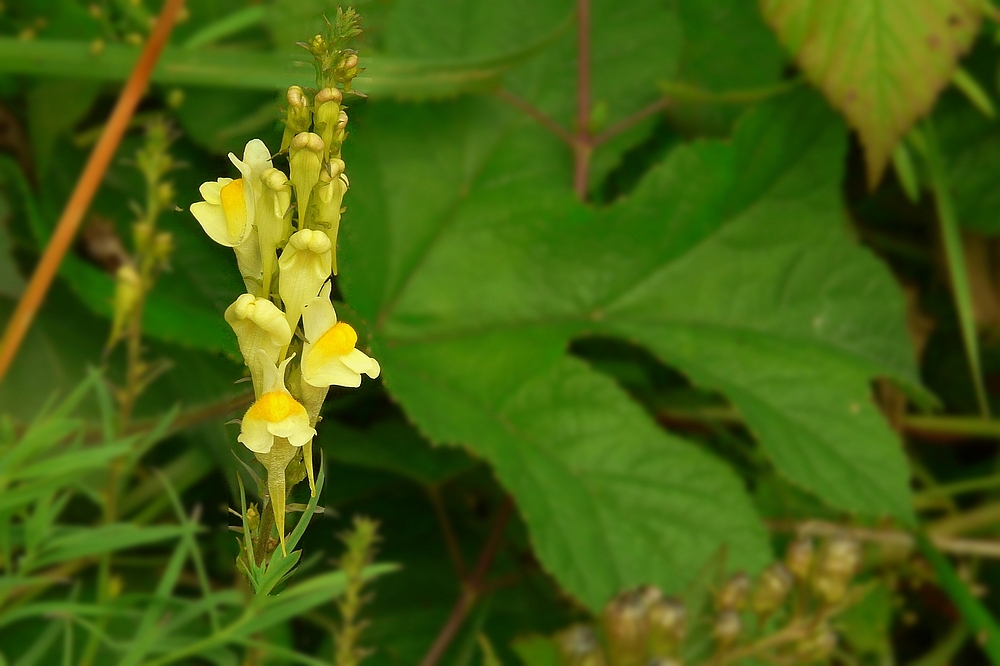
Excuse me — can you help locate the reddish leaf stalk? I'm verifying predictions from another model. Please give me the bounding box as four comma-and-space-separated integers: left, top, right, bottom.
420, 497, 514, 666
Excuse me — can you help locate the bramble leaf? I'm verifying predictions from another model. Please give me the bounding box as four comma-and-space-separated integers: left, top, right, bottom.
340, 87, 919, 608
760, 0, 982, 187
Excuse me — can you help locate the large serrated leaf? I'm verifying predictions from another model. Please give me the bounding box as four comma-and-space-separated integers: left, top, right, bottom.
760, 0, 982, 187
338, 87, 920, 608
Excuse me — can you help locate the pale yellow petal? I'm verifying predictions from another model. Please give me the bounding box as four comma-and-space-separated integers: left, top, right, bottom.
238, 412, 274, 453
342, 348, 380, 378
190, 201, 236, 247
267, 409, 315, 448
302, 354, 361, 388
301, 292, 338, 344
199, 178, 230, 204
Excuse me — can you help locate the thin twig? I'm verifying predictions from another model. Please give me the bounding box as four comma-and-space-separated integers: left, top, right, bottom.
428, 485, 468, 580
770, 519, 1000, 558
495, 89, 573, 145
572, 0, 592, 200
420, 497, 514, 666
593, 97, 671, 146
0, 0, 187, 383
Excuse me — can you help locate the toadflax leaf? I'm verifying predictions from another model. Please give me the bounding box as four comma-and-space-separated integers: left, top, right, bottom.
339, 88, 920, 609
760, 0, 982, 188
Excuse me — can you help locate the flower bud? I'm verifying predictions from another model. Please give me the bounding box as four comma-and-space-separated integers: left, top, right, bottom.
786, 536, 814, 581
153, 231, 173, 263
289, 132, 325, 220
648, 599, 686, 656
108, 263, 142, 349
715, 572, 750, 611
133, 220, 154, 249
712, 610, 741, 648
603, 589, 653, 666
224, 294, 293, 396
246, 503, 260, 533
314, 87, 343, 154
281, 85, 312, 152
278, 229, 332, 331
751, 563, 793, 618
556, 625, 607, 666
813, 536, 861, 604
257, 167, 293, 294
314, 165, 348, 272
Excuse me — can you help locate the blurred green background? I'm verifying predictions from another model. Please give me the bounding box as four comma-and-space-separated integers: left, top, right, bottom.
4, 0, 1000, 664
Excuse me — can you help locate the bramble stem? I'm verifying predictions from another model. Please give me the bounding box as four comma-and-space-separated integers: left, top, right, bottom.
420, 497, 513, 666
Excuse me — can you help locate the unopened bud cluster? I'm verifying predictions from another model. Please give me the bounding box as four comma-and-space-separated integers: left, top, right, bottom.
549, 536, 864, 666
108, 119, 176, 415
189, 18, 376, 560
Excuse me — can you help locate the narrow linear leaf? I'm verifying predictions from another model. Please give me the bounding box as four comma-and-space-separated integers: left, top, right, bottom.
918, 533, 1000, 664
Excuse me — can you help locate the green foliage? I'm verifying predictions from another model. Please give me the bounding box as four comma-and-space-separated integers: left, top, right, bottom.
5, 0, 1000, 664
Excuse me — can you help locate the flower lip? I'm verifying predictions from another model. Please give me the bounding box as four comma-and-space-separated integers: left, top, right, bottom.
220, 179, 248, 239
313, 321, 358, 360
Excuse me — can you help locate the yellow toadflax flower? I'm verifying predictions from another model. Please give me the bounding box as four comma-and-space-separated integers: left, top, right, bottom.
238, 352, 317, 555
278, 229, 332, 331
224, 295, 293, 396
239, 352, 316, 454
301, 283, 380, 388
190, 176, 254, 247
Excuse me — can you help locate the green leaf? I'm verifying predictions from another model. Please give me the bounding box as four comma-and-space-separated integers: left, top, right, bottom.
340, 88, 919, 608
383, 0, 680, 191
0, 35, 570, 100
511, 635, 561, 666
668, 0, 786, 135
319, 419, 477, 487
30, 523, 194, 569
27, 79, 100, 178
760, 0, 983, 187
238, 564, 398, 636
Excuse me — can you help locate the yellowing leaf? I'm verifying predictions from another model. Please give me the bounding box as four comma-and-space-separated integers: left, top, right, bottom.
760, 0, 982, 187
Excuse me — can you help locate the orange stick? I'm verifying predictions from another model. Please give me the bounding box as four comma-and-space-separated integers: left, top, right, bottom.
0, 0, 185, 383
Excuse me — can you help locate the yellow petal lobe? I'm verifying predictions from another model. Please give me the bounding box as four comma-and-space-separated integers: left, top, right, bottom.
220, 178, 247, 240
247, 391, 303, 423
313, 322, 358, 362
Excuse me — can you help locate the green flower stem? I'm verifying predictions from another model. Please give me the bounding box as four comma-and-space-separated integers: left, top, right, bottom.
915, 474, 1000, 503
658, 405, 1000, 440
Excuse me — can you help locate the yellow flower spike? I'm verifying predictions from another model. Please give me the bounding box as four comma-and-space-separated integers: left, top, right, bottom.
277, 229, 332, 331
224, 295, 293, 396
258, 168, 293, 296
301, 282, 380, 388
288, 132, 325, 220
315, 160, 348, 273
239, 352, 316, 454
